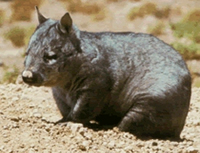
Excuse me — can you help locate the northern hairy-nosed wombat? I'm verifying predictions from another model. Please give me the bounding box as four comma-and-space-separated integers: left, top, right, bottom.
22, 7, 191, 139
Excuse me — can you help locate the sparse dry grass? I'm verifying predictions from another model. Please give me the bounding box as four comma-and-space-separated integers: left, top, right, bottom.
92, 9, 107, 21
128, 2, 157, 20
170, 9, 200, 60
2, 66, 20, 84
170, 9, 200, 43
172, 42, 200, 60
24, 25, 36, 46
4, 25, 36, 48
106, 0, 119, 2
183, 9, 200, 22
128, 2, 171, 20
11, 0, 42, 21
67, 0, 102, 15
147, 21, 165, 36
0, 9, 5, 27
154, 6, 170, 19
4, 26, 25, 47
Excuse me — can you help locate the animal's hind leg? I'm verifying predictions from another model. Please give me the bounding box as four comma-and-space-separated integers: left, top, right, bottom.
118, 108, 155, 136
118, 107, 177, 138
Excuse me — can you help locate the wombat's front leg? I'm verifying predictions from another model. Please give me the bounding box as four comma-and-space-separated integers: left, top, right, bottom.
69, 89, 108, 124
52, 87, 72, 124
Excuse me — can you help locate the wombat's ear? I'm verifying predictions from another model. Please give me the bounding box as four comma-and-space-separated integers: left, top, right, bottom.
35, 6, 47, 24
58, 13, 72, 34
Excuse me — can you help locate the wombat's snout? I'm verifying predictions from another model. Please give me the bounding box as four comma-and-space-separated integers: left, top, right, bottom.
22, 70, 43, 86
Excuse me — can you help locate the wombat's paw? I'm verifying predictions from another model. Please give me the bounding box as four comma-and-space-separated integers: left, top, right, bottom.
54, 117, 68, 126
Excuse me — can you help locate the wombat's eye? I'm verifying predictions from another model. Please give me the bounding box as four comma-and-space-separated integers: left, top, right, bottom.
43, 51, 57, 64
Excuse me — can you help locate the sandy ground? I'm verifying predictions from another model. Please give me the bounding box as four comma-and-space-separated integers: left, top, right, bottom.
0, 83, 199, 153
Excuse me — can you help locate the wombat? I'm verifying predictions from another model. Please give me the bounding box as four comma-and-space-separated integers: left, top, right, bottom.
22, 7, 191, 139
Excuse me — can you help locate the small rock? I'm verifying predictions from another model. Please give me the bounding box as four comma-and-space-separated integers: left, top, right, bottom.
20, 144, 25, 148
3, 133, 8, 138
11, 97, 19, 102
113, 127, 119, 133
0, 145, 4, 150
31, 109, 42, 118
14, 86, 22, 92
10, 116, 20, 122
98, 131, 104, 137
152, 141, 158, 146
171, 141, 179, 147
28, 148, 36, 153
78, 144, 87, 151
30, 144, 35, 148
136, 143, 144, 148
29, 104, 35, 108
33, 112, 42, 118
3, 125, 9, 130
7, 149, 13, 153
108, 141, 115, 148
15, 75, 23, 84
67, 122, 83, 133
84, 132, 93, 140
45, 126, 51, 132
118, 141, 125, 147
82, 141, 90, 147
186, 146, 199, 153
12, 123, 19, 128
3, 138, 10, 143
124, 145, 133, 151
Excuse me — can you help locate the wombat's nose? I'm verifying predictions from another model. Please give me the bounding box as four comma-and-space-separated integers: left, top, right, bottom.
22, 70, 42, 85
22, 70, 33, 78
22, 70, 34, 83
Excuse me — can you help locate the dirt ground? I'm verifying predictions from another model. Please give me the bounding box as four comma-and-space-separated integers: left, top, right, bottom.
0, 0, 200, 152
0, 83, 199, 153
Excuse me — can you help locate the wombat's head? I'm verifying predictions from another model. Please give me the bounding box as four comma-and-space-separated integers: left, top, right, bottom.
22, 7, 82, 87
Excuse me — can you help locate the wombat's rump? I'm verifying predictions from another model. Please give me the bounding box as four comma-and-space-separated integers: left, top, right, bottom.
22, 7, 191, 139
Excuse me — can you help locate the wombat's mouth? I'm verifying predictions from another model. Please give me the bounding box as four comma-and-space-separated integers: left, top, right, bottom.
22, 70, 44, 86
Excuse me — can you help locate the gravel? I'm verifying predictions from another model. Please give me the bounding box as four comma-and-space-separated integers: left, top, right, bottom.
0, 83, 199, 153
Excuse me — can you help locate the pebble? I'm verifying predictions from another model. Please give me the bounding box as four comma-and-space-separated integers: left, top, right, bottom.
14, 86, 22, 92
3, 138, 10, 143
20, 144, 25, 148
78, 144, 87, 151
82, 140, 91, 147
15, 75, 23, 84
67, 122, 83, 133
186, 146, 199, 153
12, 123, 19, 128
124, 145, 133, 151
0, 146, 5, 150
108, 141, 115, 148
0, 83, 199, 152
33, 112, 42, 118
11, 97, 19, 102
10, 116, 20, 122
3, 125, 9, 130
152, 141, 158, 146
84, 132, 93, 140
